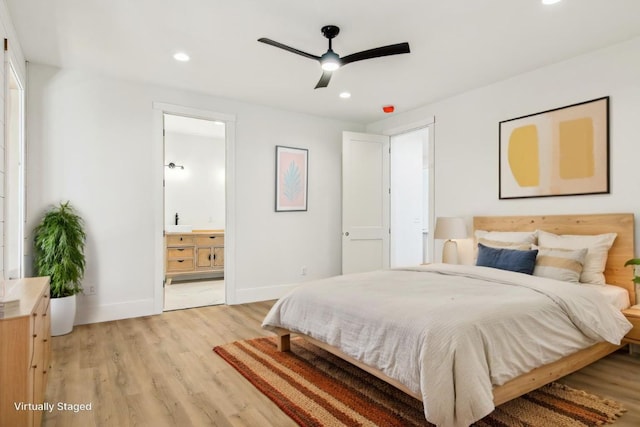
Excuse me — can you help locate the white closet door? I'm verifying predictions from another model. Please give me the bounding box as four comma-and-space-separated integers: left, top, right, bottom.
342, 131, 389, 274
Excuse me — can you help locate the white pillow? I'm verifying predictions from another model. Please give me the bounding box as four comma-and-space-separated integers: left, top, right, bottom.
537, 230, 617, 285
532, 245, 588, 283
474, 230, 537, 245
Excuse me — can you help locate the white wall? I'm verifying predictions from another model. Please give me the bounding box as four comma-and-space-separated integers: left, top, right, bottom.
368, 36, 640, 264
164, 131, 225, 230
26, 64, 363, 324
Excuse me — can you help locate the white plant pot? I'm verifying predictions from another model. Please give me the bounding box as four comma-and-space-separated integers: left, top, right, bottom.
50, 294, 77, 336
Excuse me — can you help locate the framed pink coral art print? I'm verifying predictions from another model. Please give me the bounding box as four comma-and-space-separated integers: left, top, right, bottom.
275, 146, 308, 212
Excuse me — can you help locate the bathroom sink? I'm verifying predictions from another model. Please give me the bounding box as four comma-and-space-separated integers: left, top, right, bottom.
165, 225, 193, 233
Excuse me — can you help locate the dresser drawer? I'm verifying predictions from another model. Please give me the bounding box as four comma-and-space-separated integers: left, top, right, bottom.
167, 235, 195, 246
167, 247, 195, 259
31, 296, 48, 340
42, 290, 50, 314
195, 235, 224, 246
167, 259, 195, 272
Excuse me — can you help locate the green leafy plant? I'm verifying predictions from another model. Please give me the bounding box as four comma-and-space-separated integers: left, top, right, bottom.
624, 258, 640, 285
34, 202, 86, 298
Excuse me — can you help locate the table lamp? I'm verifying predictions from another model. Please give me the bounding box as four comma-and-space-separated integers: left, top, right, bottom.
434, 217, 468, 264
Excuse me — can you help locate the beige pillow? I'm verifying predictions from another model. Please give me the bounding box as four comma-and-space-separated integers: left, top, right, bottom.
532, 245, 588, 283
537, 230, 617, 285
474, 230, 537, 245
478, 238, 531, 251
474, 230, 537, 260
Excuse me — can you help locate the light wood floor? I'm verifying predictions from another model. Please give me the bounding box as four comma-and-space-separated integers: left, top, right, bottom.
44, 301, 640, 427
164, 278, 225, 311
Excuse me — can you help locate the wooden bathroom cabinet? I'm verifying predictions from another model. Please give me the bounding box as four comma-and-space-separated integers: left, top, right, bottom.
165, 231, 224, 279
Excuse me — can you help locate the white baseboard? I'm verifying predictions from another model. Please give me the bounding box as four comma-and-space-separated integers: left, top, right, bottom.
75, 297, 156, 325
73, 282, 297, 323
233, 283, 299, 305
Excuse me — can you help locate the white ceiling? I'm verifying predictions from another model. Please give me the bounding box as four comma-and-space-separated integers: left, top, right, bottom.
7, 0, 640, 123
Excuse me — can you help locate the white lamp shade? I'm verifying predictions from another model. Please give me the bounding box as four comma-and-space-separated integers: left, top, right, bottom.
434, 217, 468, 240
434, 217, 467, 264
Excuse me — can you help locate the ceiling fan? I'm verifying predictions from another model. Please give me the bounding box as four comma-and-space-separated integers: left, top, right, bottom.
258, 25, 410, 89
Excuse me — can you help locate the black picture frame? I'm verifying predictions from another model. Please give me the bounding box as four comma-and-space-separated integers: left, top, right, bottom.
498, 96, 609, 199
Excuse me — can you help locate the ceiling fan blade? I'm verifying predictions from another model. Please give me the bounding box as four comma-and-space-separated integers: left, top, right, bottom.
257, 38, 320, 61
314, 70, 332, 89
340, 42, 410, 66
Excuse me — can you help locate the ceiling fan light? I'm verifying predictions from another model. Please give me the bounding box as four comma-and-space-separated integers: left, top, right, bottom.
320, 50, 340, 71
322, 60, 340, 71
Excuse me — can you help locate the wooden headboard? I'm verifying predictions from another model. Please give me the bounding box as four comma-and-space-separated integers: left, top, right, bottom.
473, 213, 635, 305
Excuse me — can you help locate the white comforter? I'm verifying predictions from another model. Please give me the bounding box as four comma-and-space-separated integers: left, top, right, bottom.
262, 264, 632, 427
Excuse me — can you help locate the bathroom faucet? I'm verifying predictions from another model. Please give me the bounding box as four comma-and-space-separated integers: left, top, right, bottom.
175, 213, 179, 225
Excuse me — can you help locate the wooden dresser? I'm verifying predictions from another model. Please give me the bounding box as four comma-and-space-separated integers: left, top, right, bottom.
165, 231, 224, 279
0, 277, 51, 427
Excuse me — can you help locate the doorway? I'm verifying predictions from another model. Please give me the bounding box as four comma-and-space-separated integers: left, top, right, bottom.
390, 127, 431, 267
3, 61, 25, 280
163, 114, 226, 311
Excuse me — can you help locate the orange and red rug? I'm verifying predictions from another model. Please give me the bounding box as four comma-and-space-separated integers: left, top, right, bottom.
214, 337, 625, 426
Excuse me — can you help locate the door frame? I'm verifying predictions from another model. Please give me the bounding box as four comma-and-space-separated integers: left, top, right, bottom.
152, 102, 237, 313
374, 117, 436, 263
4, 54, 26, 279
389, 129, 426, 267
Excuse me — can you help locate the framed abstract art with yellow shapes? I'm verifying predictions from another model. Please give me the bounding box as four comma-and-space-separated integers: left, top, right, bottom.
499, 96, 609, 199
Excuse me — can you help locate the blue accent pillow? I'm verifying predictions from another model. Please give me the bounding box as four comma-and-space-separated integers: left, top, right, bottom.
476, 243, 538, 275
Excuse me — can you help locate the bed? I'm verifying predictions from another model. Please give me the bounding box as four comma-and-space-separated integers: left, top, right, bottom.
262, 213, 635, 427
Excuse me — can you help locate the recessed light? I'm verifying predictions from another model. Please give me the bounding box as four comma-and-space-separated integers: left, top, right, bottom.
542, 0, 561, 5
173, 52, 190, 62
339, 92, 351, 99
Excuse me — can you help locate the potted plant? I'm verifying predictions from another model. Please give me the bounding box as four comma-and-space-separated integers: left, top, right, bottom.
624, 258, 640, 304
33, 201, 86, 336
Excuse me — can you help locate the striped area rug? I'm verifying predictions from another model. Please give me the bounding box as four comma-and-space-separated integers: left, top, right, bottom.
214, 337, 625, 427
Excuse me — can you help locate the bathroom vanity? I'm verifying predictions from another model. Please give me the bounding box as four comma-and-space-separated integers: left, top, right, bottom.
165, 230, 224, 279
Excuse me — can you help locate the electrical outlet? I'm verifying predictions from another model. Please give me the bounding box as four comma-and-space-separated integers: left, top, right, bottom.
301, 266, 307, 276
83, 286, 96, 296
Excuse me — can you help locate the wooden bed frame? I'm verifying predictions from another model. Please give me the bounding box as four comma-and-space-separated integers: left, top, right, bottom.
266, 213, 635, 406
